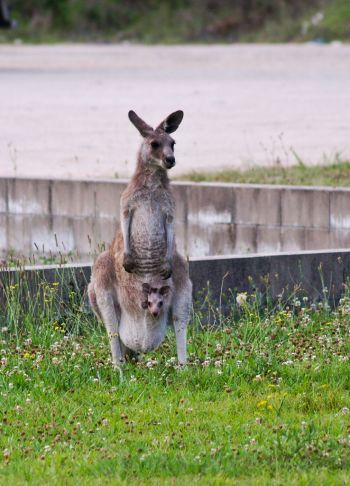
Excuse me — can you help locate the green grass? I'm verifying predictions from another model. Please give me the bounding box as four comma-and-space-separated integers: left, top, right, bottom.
179, 160, 350, 187
1, 272, 350, 484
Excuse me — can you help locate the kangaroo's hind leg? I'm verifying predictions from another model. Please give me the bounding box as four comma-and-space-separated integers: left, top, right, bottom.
172, 253, 192, 366
88, 282, 102, 321
88, 251, 125, 368
95, 286, 124, 368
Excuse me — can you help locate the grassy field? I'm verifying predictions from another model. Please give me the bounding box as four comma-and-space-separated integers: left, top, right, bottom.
0, 273, 350, 484
179, 160, 350, 187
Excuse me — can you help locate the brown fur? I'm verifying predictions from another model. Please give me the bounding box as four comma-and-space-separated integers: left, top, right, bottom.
88, 110, 192, 367
125, 155, 170, 193
91, 234, 180, 321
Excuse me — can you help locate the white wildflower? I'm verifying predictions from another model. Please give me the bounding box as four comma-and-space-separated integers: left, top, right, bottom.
146, 358, 158, 368
236, 292, 247, 307
282, 360, 293, 366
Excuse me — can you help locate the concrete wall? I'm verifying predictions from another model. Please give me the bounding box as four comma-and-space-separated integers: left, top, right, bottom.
2, 250, 350, 310
1, 177, 350, 260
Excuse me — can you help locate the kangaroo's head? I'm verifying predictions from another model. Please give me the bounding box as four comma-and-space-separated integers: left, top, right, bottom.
128, 110, 184, 170
141, 283, 171, 318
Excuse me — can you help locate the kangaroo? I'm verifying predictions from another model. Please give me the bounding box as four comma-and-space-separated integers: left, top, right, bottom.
88, 251, 174, 360
141, 282, 171, 318
88, 235, 192, 367
88, 110, 192, 368
121, 110, 183, 279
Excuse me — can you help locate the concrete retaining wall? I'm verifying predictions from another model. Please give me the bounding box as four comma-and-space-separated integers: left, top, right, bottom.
1, 250, 350, 310
1, 177, 350, 260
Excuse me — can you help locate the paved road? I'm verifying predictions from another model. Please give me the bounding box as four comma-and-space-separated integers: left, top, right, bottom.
0, 44, 349, 179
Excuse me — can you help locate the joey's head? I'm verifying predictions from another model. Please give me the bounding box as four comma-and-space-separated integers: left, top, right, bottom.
128, 110, 184, 170
141, 283, 171, 318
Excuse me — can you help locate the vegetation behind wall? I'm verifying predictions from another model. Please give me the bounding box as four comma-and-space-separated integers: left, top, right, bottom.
2, 0, 350, 43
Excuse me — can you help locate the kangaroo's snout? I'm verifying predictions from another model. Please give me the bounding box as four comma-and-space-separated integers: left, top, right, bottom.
165, 155, 175, 169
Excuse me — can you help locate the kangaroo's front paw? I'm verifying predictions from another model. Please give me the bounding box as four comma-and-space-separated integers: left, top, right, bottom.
123, 253, 136, 273
160, 261, 172, 280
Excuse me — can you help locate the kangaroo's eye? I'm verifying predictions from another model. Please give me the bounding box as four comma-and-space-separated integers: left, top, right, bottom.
158, 302, 163, 308
151, 141, 160, 149
171, 141, 175, 150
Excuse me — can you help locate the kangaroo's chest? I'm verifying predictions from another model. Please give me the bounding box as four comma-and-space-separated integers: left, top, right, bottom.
131, 202, 166, 242
119, 311, 168, 353
129, 190, 173, 227
128, 191, 174, 273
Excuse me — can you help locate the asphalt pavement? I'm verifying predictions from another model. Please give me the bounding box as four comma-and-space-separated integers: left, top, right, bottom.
1, 43, 349, 179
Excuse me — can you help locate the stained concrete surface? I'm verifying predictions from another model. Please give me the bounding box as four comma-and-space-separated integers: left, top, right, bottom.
0, 43, 349, 180
2, 177, 350, 260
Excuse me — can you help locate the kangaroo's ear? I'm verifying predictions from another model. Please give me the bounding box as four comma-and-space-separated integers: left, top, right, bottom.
156, 110, 184, 134
128, 111, 153, 137
159, 285, 171, 296
142, 283, 151, 295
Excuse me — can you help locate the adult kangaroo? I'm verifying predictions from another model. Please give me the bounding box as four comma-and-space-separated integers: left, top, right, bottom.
121, 110, 184, 279
88, 111, 192, 368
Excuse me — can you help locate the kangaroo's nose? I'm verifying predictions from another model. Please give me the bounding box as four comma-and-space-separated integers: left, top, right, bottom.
165, 156, 175, 168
